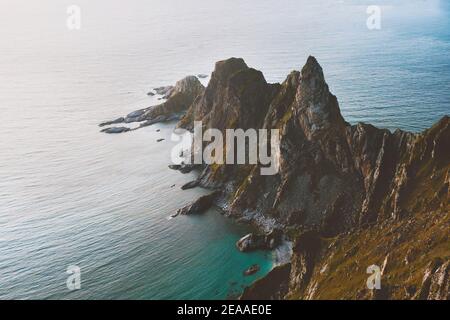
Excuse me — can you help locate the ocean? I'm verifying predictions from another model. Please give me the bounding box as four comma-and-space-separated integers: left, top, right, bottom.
0, 0, 449, 299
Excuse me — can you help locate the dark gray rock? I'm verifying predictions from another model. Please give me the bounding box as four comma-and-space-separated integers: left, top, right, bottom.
179, 164, 197, 174
126, 109, 146, 119
168, 164, 182, 170
176, 191, 219, 215
236, 234, 264, 252
181, 180, 200, 190
236, 229, 282, 252
168, 163, 199, 174
99, 117, 125, 127
100, 126, 130, 134
154, 86, 174, 96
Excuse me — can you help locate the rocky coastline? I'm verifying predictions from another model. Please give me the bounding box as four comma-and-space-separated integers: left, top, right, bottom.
101, 56, 449, 300
99, 75, 205, 133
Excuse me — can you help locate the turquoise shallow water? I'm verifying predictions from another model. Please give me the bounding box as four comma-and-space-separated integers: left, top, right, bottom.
0, 0, 449, 299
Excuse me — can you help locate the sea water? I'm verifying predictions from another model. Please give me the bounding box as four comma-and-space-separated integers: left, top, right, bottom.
0, 0, 449, 299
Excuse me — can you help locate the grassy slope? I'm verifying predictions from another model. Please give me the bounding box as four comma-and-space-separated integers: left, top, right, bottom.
292, 206, 449, 299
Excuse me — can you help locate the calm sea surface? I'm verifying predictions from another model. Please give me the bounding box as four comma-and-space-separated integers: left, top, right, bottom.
0, 0, 449, 299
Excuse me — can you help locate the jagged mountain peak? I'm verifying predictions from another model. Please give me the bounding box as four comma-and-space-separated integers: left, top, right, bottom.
211, 57, 249, 84
179, 57, 278, 131
300, 55, 325, 85
294, 57, 346, 136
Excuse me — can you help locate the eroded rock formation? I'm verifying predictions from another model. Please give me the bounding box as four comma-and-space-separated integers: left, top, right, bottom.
101, 56, 449, 299
99, 76, 205, 132
174, 57, 449, 300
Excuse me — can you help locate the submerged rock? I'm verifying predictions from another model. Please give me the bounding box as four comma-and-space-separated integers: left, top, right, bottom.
126, 109, 146, 119
154, 86, 174, 96
168, 164, 182, 170
181, 180, 200, 190
99, 117, 125, 127
100, 126, 130, 134
243, 264, 260, 276
179, 164, 198, 174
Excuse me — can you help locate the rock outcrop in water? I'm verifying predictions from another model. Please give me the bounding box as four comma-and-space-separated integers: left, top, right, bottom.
236, 230, 282, 252
174, 57, 449, 300
175, 191, 219, 216
99, 76, 205, 132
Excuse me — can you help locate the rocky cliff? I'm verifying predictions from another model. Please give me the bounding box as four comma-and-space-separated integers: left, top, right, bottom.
175, 57, 449, 300
100, 56, 449, 299
99, 76, 204, 133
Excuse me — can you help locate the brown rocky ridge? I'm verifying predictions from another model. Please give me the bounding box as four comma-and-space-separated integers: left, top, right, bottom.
177, 56, 449, 300
102, 56, 449, 300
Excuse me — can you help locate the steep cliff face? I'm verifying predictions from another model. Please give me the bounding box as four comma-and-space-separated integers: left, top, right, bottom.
228, 57, 365, 235
176, 57, 449, 299
242, 112, 449, 300
178, 58, 280, 193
